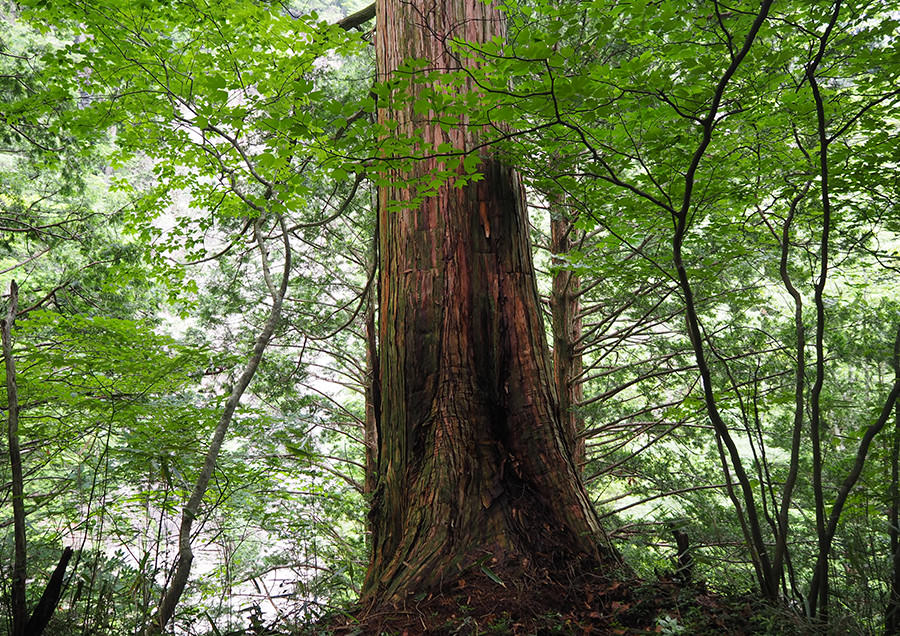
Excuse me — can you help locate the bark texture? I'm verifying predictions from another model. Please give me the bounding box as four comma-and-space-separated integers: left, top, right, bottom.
364, 0, 616, 603
364, 281, 380, 499
550, 207, 585, 471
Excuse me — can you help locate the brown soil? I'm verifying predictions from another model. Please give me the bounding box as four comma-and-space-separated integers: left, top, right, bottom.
304, 566, 812, 635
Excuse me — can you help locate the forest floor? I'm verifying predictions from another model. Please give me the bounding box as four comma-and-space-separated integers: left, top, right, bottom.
297, 568, 825, 635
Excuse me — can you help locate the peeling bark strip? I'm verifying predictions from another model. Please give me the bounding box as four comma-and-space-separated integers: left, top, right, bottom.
364, 0, 617, 603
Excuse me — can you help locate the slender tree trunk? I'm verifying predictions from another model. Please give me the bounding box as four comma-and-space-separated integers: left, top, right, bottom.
364, 238, 380, 500
805, 324, 900, 624
550, 201, 585, 470
669, 0, 776, 599
363, 0, 617, 605
3, 281, 27, 636
887, 391, 900, 635
147, 217, 291, 634
25, 546, 73, 636
806, 3, 842, 618
769, 184, 809, 597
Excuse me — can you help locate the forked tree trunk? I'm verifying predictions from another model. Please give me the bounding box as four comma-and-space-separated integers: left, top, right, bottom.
363, 0, 617, 604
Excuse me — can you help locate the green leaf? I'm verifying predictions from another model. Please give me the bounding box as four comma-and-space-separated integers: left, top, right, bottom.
480, 564, 506, 587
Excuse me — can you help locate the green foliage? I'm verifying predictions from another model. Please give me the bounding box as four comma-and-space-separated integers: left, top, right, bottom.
3, 0, 900, 632
425, 0, 900, 628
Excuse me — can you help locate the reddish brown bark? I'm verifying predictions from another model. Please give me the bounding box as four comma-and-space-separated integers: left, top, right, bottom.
363, 0, 616, 604
550, 205, 585, 471
364, 285, 379, 499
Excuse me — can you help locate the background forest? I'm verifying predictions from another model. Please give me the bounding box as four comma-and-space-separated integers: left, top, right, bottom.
1, 0, 899, 634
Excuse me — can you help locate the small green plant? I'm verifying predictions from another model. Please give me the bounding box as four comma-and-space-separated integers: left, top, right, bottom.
655, 613, 686, 635
487, 613, 512, 632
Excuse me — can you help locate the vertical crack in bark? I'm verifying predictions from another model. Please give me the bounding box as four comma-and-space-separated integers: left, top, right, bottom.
364, 0, 618, 606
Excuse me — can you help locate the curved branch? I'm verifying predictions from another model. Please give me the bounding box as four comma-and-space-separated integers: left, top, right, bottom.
671, 0, 776, 599
149, 215, 292, 634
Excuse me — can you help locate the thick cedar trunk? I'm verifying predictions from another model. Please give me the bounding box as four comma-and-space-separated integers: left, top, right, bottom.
363, 0, 615, 603
550, 205, 585, 471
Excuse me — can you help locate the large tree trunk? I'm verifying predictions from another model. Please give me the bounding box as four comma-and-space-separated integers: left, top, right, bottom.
363, 0, 617, 604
